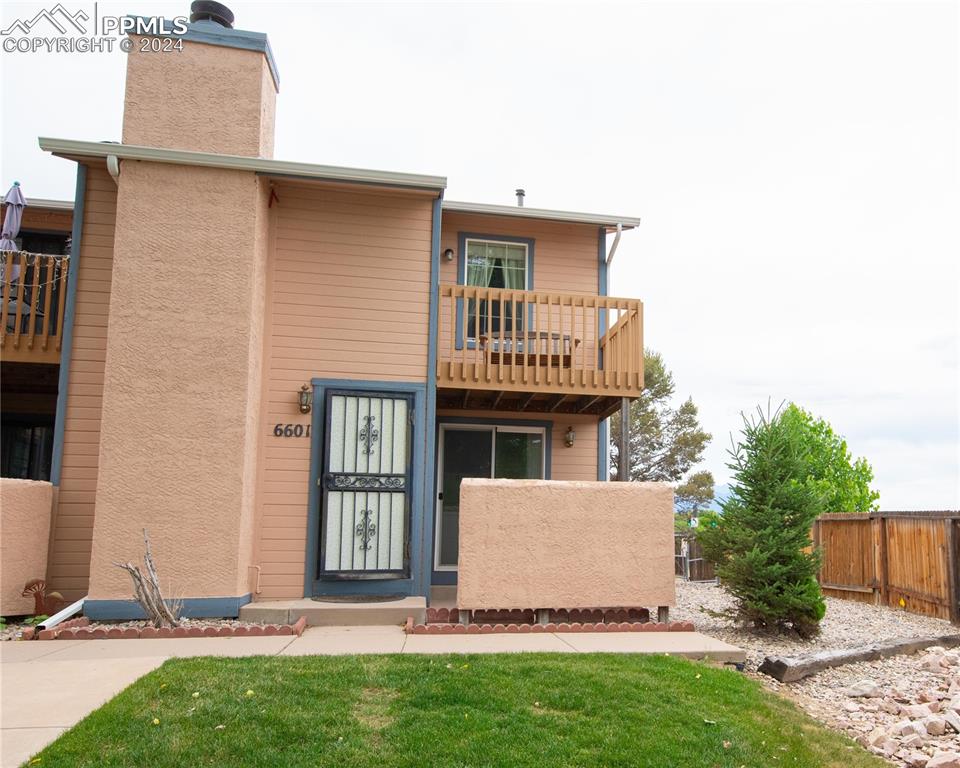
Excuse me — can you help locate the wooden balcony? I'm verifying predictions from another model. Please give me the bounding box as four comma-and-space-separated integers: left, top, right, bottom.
437, 284, 643, 417
1, 252, 70, 365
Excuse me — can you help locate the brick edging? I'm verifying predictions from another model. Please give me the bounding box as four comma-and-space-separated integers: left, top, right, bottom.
34, 615, 308, 641
406, 619, 696, 635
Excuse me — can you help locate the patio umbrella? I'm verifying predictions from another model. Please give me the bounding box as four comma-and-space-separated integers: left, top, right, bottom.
1, 181, 26, 284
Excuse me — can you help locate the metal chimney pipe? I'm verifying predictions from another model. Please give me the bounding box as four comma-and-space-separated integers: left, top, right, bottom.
515, 189, 525, 207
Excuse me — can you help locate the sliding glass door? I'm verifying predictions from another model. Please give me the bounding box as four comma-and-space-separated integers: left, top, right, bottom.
435, 424, 546, 570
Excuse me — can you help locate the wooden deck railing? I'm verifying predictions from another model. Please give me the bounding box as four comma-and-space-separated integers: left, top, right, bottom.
0, 252, 70, 364
437, 283, 643, 396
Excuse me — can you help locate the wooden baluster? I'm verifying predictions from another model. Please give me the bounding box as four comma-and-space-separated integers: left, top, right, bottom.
546, 293, 553, 385
472, 286, 480, 382
602, 299, 610, 388
617, 301, 627, 389
27, 254, 41, 349
594, 297, 601, 388
446, 285, 455, 381
534, 294, 540, 386
485, 288, 492, 383
510, 289, 517, 384
12, 253, 26, 349
637, 301, 644, 390
0, 251, 11, 348
521, 290, 528, 386
41, 257, 54, 351
55, 256, 69, 352
626, 305, 635, 392
497, 288, 505, 383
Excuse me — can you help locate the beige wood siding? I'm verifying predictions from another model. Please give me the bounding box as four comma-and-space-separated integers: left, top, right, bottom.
254, 182, 435, 599
439, 212, 600, 293
48, 164, 116, 601
436, 409, 600, 482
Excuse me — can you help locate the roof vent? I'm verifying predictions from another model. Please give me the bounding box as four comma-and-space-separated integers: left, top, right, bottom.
190, 1, 235, 28
515, 188, 525, 207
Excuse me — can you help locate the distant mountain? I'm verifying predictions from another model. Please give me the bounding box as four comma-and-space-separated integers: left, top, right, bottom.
706, 483, 732, 513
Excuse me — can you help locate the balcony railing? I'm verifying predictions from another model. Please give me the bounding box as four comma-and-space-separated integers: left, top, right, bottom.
1, 252, 70, 365
437, 284, 643, 397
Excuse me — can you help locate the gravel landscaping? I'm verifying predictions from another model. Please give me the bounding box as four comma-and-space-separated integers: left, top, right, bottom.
675, 578, 960, 766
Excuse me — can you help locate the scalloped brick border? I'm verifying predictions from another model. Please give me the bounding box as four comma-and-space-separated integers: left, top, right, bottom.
35, 616, 308, 641
424, 607, 651, 625
406, 619, 695, 635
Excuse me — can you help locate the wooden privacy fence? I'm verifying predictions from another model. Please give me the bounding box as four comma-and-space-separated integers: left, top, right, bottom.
813, 511, 960, 623
674, 534, 717, 582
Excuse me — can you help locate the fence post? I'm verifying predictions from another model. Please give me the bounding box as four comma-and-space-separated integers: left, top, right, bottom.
878, 514, 889, 607
946, 519, 960, 624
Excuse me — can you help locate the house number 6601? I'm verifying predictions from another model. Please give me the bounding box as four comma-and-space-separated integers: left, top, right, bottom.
273, 423, 311, 438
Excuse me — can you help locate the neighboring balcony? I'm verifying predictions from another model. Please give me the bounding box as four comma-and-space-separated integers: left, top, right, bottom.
1, 252, 70, 365
436, 284, 643, 417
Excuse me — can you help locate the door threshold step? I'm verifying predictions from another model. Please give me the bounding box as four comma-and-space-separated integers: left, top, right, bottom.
240, 596, 426, 627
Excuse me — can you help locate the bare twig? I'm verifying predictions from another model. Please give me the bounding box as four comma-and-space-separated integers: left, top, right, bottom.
113, 529, 180, 628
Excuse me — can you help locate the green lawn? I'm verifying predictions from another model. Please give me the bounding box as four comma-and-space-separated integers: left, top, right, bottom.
32, 654, 883, 768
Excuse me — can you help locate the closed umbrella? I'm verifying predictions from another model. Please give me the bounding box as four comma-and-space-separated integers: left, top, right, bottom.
2, 181, 27, 330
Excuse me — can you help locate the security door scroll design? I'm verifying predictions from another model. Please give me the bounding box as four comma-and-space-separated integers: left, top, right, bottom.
355, 509, 377, 551
320, 392, 413, 578
358, 416, 380, 455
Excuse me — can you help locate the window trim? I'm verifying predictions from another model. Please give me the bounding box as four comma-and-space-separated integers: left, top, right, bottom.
434, 421, 549, 572
455, 232, 536, 351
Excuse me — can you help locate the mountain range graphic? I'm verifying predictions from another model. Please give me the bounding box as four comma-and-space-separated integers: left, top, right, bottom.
1, 4, 90, 36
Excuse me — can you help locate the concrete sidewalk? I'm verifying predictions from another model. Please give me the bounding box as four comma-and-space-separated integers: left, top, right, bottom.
0, 627, 743, 767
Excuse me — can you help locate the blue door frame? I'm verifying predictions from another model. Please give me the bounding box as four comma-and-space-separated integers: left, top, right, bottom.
305, 379, 430, 598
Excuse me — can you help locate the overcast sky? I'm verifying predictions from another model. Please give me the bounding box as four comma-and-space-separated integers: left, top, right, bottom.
2, 1, 958, 508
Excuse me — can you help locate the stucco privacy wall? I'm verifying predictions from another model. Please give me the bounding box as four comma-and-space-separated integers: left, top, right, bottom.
437, 409, 600, 481
47, 164, 117, 601
0, 479, 53, 614
86, 161, 269, 602
122, 36, 276, 158
457, 479, 675, 610
252, 181, 435, 600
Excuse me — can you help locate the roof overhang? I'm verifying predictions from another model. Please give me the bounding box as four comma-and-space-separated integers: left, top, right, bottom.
38, 138, 447, 193
442, 200, 640, 231
1, 196, 73, 211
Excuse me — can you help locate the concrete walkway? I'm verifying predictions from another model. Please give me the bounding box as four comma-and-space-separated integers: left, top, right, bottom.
0, 627, 743, 767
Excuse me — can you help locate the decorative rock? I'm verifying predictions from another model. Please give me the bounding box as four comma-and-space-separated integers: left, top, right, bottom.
927, 753, 960, 768
847, 679, 883, 698
942, 710, 960, 733
925, 716, 948, 737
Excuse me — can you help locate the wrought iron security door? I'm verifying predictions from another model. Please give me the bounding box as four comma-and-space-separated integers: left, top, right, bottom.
319, 390, 413, 579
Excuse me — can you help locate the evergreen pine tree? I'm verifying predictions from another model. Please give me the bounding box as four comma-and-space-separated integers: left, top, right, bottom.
698, 404, 826, 637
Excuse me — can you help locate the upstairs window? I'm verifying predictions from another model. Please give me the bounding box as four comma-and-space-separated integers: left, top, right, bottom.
462, 238, 530, 339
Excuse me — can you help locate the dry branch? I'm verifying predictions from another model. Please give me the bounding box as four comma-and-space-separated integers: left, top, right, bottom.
113, 529, 180, 628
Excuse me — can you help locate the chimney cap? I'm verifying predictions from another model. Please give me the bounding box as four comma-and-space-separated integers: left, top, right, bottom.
515, 188, 525, 207
190, 1, 235, 28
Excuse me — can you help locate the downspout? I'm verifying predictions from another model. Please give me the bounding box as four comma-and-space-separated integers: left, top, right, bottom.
605, 222, 623, 265
36, 597, 85, 631
106, 154, 120, 185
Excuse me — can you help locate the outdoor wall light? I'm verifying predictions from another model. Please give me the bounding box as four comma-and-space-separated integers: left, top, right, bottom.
444, 248, 455, 261
564, 426, 576, 447
298, 384, 313, 414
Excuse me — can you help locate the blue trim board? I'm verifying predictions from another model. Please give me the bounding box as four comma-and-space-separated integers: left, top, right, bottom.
430, 416, 553, 586
597, 227, 609, 481
50, 163, 86, 486
304, 379, 428, 599
455, 232, 535, 350
85, 595, 252, 621
422, 196, 442, 600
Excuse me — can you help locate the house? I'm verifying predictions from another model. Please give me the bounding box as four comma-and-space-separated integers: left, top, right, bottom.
2, 4, 645, 620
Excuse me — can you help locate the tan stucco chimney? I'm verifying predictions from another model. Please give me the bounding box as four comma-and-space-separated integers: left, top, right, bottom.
121, 4, 279, 158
